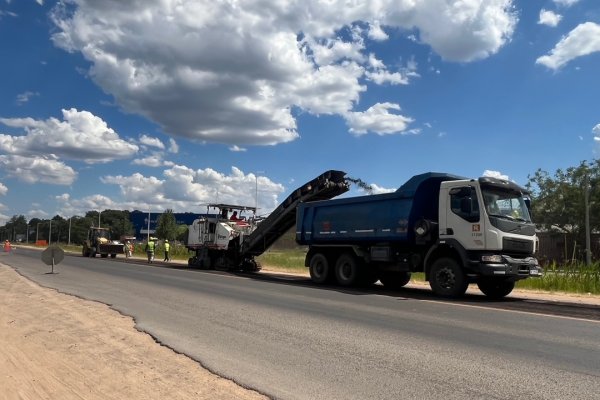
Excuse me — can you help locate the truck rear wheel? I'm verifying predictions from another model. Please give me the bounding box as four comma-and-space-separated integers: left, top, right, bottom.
309, 253, 331, 284
379, 271, 411, 289
477, 278, 515, 299
335, 253, 361, 286
429, 257, 468, 298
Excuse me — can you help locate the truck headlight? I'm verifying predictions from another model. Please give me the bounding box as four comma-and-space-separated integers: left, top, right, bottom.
481, 255, 503, 263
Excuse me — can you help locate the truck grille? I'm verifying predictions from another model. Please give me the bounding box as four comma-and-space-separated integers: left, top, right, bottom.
503, 237, 534, 254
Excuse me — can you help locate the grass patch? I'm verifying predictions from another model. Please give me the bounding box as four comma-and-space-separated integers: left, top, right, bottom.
516, 262, 600, 295
257, 249, 307, 273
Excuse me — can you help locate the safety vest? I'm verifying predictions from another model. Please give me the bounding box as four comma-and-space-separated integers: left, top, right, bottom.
164, 242, 170, 252
146, 241, 155, 252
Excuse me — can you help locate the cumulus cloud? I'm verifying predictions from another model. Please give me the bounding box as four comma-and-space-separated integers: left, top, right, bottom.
0, 108, 139, 163
536, 22, 600, 70
538, 9, 562, 27
346, 103, 414, 135
80, 166, 287, 216
0, 155, 76, 185
483, 170, 510, 180
50, 0, 517, 146
131, 154, 172, 168
138, 134, 165, 150
0, 182, 7, 196
368, 21, 389, 41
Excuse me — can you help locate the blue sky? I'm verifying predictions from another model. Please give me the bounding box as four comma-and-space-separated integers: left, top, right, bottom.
0, 0, 599, 222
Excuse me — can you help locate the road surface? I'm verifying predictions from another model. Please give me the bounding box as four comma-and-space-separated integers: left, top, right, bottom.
4, 247, 600, 400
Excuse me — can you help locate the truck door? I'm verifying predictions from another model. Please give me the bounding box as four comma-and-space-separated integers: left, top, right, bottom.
441, 185, 485, 250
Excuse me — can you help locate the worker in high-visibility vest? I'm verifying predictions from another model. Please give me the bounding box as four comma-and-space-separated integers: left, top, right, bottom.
163, 240, 170, 262
3, 240, 11, 253
145, 239, 155, 263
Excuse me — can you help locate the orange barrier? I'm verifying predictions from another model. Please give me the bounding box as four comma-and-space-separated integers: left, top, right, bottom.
35, 240, 48, 246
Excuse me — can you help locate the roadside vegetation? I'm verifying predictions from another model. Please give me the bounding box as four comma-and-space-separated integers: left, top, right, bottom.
516, 262, 600, 295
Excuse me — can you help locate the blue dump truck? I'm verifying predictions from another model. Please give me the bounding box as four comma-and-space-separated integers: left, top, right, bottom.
296, 172, 540, 298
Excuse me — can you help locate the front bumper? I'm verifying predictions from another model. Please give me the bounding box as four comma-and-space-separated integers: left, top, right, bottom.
473, 255, 541, 279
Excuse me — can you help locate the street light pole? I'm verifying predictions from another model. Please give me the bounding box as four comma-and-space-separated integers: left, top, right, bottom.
98, 211, 101, 228
49, 220, 52, 244
68, 217, 72, 246
36, 223, 40, 243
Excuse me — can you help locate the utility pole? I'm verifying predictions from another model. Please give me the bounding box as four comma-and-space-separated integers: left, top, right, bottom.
584, 174, 592, 266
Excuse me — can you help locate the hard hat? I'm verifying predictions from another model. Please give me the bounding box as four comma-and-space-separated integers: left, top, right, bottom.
165, 239, 169, 243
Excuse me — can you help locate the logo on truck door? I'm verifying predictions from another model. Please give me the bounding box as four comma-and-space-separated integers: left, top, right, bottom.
472, 224, 482, 237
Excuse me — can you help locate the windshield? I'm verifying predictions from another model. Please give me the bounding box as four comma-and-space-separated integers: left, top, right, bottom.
481, 187, 531, 223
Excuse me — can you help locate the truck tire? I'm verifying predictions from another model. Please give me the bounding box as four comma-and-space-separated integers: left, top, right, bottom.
429, 257, 468, 298
379, 271, 411, 289
110, 254, 117, 259
309, 253, 331, 284
334, 253, 361, 286
101, 254, 108, 258
477, 278, 515, 299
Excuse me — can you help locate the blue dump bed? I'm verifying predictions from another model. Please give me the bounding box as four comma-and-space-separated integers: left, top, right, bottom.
296, 172, 465, 245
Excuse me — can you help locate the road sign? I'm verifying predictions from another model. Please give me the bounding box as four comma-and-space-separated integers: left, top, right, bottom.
41, 245, 64, 273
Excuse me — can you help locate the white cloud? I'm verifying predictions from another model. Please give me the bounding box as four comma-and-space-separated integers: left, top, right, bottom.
0, 154, 76, 185
368, 21, 389, 41
483, 170, 509, 180
16, 91, 40, 105
536, 22, 600, 70
229, 145, 247, 152
345, 103, 414, 136
132, 154, 168, 168
88, 166, 286, 215
50, 0, 517, 145
553, 0, 580, 7
168, 138, 179, 154
0, 108, 139, 163
593, 124, 600, 142
538, 9, 562, 27
0, 182, 7, 196
138, 134, 165, 150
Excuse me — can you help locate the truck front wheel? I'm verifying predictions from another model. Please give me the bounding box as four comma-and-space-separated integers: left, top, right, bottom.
335, 253, 361, 286
309, 253, 331, 284
477, 278, 515, 299
429, 258, 468, 298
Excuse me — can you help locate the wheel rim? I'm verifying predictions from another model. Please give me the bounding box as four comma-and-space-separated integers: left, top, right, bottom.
436, 267, 456, 290
311, 257, 327, 279
340, 262, 352, 280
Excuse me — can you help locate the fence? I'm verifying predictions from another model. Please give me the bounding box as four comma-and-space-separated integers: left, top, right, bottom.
537, 232, 600, 265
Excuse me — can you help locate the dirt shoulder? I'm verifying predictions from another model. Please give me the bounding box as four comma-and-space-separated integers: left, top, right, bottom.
0, 264, 267, 400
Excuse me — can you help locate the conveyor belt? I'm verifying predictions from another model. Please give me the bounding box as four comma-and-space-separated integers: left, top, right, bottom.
242, 170, 349, 257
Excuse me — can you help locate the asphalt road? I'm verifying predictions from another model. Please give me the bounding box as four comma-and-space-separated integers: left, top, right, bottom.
3, 248, 600, 400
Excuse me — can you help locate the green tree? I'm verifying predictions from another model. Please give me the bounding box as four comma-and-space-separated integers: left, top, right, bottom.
85, 210, 133, 240
155, 209, 178, 241
527, 160, 600, 242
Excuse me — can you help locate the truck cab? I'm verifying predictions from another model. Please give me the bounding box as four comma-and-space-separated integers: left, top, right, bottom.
433, 178, 539, 296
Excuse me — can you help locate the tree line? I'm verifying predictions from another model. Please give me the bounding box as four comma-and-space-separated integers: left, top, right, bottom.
1, 159, 598, 253
0, 209, 185, 244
